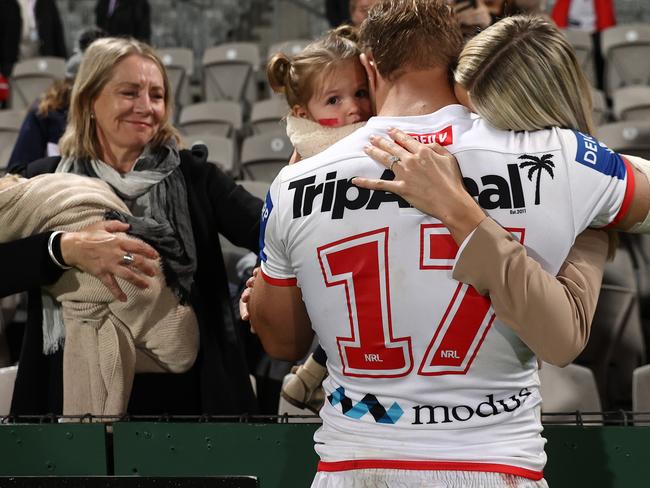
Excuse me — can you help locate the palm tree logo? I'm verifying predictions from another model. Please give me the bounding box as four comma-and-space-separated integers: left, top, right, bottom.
518, 154, 555, 205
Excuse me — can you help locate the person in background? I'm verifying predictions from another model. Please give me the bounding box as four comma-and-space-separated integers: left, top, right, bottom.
349, 0, 379, 26
550, 0, 615, 89
95, 0, 151, 43
8, 28, 107, 173
7, 37, 262, 417
16, 0, 67, 60
325, 0, 350, 27
0, 0, 21, 108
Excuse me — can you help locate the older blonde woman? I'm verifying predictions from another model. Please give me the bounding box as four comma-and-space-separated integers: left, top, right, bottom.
6, 37, 262, 417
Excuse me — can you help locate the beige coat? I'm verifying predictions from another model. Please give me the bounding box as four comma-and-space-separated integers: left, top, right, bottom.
0, 173, 199, 417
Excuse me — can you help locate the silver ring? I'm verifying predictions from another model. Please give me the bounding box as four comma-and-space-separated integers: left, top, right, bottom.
122, 253, 135, 266
388, 155, 401, 172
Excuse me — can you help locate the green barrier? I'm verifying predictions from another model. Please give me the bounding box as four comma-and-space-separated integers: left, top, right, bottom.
3, 422, 650, 486
112, 422, 319, 486
0, 423, 107, 476
544, 425, 650, 487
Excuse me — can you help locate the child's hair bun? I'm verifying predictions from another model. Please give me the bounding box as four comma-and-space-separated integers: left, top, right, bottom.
267, 53, 292, 94
330, 24, 360, 44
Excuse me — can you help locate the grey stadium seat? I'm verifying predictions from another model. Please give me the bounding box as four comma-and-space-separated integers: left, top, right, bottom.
596, 121, 650, 159
250, 98, 289, 134
601, 24, 650, 96
158, 47, 194, 109
179, 101, 243, 138
9, 57, 66, 110
240, 130, 293, 182
539, 362, 602, 425
0, 109, 25, 170
267, 39, 312, 59
633, 364, 650, 424
239, 179, 271, 200
187, 134, 236, 175
612, 85, 650, 122
202, 42, 260, 105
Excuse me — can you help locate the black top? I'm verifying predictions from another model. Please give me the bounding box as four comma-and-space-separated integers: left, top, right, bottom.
95, 0, 151, 43
0, 0, 21, 77
8, 146, 263, 416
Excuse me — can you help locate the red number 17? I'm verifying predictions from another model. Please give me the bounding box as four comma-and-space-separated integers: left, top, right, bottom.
317, 225, 524, 378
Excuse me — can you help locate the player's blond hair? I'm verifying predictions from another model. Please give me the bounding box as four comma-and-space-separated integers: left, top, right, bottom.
455, 15, 595, 134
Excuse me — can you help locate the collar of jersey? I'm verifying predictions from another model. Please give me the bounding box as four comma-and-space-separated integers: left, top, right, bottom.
365, 104, 470, 130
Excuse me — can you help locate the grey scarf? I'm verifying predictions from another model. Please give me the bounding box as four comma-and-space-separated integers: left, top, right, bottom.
58, 142, 197, 302
41, 142, 197, 354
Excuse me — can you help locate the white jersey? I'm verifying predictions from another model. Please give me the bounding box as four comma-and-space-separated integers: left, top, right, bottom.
259, 105, 633, 480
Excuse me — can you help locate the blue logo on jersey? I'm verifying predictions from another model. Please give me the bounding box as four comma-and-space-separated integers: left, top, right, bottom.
328, 386, 404, 424
259, 191, 273, 262
573, 130, 626, 180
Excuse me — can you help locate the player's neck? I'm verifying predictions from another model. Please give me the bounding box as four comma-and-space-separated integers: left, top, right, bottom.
376, 69, 458, 117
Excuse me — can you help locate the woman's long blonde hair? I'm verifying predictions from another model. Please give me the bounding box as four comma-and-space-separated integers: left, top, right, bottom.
455, 15, 595, 135
59, 37, 181, 160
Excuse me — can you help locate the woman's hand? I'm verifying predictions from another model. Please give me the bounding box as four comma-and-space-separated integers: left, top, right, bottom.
60, 220, 160, 302
352, 128, 486, 245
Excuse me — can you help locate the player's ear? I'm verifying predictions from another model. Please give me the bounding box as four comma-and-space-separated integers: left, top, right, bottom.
292, 104, 309, 119
360, 52, 377, 94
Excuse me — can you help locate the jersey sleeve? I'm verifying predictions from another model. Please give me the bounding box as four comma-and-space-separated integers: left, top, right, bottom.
259, 177, 297, 286
559, 129, 635, 231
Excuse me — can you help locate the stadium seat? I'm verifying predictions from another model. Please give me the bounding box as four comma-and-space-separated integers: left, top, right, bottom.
240, 130, 293, 182
561, 28, 596, 86
187, 134, 236, 175
9, 57, 66, 110
596, 121, 650, 159
202, 42, 261, 106
612, 85, 650, 122
0, 365, 18, 416
591, 88, 608, 126
0, 109, 25, 170
539, 362, 602, 424
157, 47, 194, 109
601, 24, 650, 96
633, 364, 650, 423
267, 39, 312, 59
179, 101, 243, 138
250, 98, 289, 134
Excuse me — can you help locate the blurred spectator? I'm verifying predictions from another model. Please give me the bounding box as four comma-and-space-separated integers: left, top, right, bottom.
452, 1, 493, 36
550, 0, 615, 89
7, 28, 107, 173
0, 0, 21, 78
350, 0, 378, 26
325, 0, 350, 27
17, 0, 67, 59
95, 0, 151, 43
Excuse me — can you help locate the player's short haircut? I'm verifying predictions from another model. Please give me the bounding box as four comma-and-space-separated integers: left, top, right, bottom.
455, 15, 594, 134
359, 0, 463, 82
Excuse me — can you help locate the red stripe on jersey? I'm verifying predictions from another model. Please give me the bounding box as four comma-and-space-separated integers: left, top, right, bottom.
317, 459, 544, 480
605, 156, 635, 229
260, 269, 297, 286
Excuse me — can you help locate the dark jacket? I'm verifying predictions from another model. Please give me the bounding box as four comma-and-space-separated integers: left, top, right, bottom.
35, 0, 67, 58
8, 146, 263, 416
7, 105, 67, 172
95, 0, 151, 43
0, 0, 21, 77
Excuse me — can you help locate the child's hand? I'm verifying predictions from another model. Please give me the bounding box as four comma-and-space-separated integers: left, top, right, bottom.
239, 267, 260, 327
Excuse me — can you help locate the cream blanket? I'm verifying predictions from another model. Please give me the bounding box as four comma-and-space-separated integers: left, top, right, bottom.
285, 116, 365, 159
0, 173, 199, 417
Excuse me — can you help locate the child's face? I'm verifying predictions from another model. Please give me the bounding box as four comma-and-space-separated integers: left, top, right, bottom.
302, 59, 372, 128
